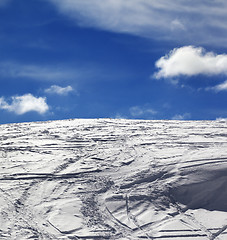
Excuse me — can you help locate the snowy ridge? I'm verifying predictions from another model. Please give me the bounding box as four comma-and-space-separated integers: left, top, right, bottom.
0, 118, 227, 239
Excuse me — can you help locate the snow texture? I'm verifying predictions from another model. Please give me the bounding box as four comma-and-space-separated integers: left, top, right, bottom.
0, 118, 226, 239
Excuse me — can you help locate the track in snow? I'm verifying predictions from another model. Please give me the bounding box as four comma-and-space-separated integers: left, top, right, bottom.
0, 119, 227, 239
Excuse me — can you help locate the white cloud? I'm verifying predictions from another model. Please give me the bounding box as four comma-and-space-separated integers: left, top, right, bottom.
130, 106, 157, 117
0, 94, 49, 115
172, 113, 191, 120
206, 80, 227, 92
49, 0, 227, 45
154, 46, 227, 79
45, 85, 74, 95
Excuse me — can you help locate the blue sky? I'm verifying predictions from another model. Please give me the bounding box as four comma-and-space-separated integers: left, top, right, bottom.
0, 0, 227, 123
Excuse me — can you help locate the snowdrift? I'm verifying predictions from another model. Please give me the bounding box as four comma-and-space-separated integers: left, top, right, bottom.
0, 119, 226, 239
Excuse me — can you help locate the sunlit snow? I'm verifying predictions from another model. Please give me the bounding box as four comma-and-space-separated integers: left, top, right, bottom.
0, 119, 226, 239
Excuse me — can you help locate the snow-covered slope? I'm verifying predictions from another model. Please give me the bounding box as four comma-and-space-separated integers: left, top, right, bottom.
0, 119, 227, 240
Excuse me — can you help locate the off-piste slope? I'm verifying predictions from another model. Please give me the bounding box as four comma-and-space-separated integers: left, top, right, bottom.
0, 119, 227, 240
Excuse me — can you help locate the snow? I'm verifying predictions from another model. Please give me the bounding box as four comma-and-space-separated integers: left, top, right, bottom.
0, 118, 226, 239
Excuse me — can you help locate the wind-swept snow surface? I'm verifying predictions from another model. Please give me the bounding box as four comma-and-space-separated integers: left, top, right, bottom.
0, 119, 227, 239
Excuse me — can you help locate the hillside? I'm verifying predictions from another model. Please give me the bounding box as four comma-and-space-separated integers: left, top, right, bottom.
0, 119, 227, 239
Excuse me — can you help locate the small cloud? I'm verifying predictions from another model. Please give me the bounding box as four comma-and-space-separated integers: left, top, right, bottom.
0, 62, 77, 81
171, 19, 185, 31
206, 80, 227, 92
45, 85, 74, 95
130, 106, 144, 117
0, 94, 49, 115
216, 117, 227, 122
172, 113, 191, 120
129, 106, 157, 117
154, 46, 227, 79
114, 113, 128, 119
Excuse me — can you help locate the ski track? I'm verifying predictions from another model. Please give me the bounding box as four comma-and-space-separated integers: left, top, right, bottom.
0, 119, 227, 239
